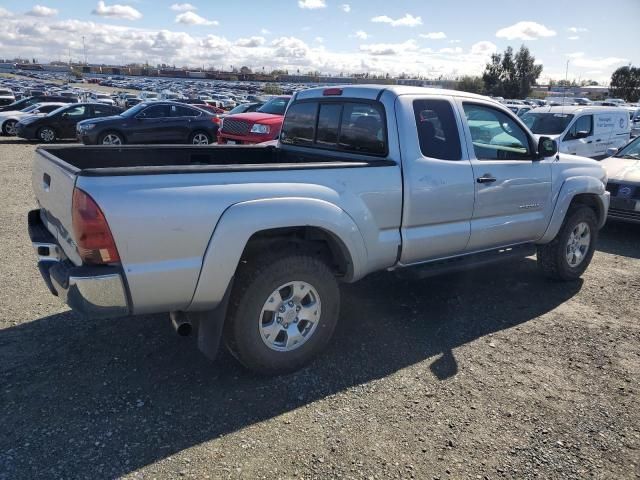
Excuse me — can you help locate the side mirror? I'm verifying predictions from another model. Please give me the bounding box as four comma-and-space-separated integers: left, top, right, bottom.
606, 147, 619, 157
538, 136, 558, 158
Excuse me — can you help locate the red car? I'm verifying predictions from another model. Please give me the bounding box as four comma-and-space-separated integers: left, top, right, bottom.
217, 96, 290, 144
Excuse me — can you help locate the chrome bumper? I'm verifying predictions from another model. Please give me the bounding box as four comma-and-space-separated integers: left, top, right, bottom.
28, 209, 130, 318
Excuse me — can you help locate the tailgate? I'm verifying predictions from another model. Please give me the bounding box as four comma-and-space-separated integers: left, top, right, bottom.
32, 147, 82, 265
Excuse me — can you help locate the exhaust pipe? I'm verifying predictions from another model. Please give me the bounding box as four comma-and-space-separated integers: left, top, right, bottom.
170, 311, 193, 337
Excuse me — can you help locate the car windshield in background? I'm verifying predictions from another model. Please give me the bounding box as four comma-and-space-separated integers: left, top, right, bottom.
615, 137, 640, 158
257, 98, 289, 115
521, 112, 574, 135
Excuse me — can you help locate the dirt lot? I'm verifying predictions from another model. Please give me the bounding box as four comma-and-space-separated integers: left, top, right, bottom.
0, 137, 638, 480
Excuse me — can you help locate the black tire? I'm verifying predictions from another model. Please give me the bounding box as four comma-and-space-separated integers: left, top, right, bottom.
189, 130, 212, 145
37, 126, 56, 143
98, 131, 124, 145
2, 119, 17, 136
224, 252, 340, 375
537, 206, 598, 281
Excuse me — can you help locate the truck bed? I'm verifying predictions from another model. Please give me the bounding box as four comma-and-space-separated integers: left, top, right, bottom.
37, 144, 392, 177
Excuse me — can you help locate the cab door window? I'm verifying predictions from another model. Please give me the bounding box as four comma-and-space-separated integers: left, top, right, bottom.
463, 103, 532, 160
564, 115, 593, 140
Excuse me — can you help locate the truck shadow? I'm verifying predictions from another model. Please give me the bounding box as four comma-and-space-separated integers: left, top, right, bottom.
597, 221, 640, 259
0, 259, 581, 479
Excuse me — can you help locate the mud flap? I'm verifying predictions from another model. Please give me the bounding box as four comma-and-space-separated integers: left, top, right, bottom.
196, 279, 232, 361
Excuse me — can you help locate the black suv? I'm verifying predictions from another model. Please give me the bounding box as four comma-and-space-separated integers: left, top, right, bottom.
15, 103, 122, 143
0, 95, 77, 113
77, 101, 220, 145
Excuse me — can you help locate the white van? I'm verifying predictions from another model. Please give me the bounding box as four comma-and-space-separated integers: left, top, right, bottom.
522, 106, 630, 159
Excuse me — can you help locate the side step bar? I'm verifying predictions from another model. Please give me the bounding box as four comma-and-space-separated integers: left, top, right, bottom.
396, 243, 536, 280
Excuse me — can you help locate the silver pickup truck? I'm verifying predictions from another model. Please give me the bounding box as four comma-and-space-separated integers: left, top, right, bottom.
29, 85, 609, 375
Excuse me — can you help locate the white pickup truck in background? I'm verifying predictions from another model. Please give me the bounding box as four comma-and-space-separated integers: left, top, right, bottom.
29, 85, 609, 374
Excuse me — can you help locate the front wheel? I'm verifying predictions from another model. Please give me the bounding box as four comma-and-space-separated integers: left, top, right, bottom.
537, 206, 598, 281
2, 120, 17, 136
99, 131, 124, 145
189, 131, 212, 145
37, 126, 56, 143
224, 253, 340, 375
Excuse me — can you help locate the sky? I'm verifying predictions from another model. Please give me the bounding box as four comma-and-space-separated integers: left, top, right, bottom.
0, 0, 638, 83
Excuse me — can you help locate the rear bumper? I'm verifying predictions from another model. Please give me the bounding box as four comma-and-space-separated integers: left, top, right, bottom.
28, 209, 130, 318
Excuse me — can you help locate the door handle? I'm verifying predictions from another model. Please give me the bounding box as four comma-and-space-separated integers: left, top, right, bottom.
476, 175, 497, 184
587, 140, 593, 144
596, 139, 602, 142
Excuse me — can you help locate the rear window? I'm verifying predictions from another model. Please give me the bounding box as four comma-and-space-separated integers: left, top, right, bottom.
413, 99, 461, 160
281, 101, 387, 156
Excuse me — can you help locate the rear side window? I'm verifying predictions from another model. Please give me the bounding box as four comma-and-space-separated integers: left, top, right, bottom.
94, 105, 116, 116
280, 102, 316, 146
282, 100, 387, 156
413, 99, 461, 160
172, 105, 202, 117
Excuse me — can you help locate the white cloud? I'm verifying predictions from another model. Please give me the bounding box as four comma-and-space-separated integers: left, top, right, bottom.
438, 47, 462, 54
315, 36, 324, 43
371, 13, 422, 27
360, 39, 418, 56
0, 7, 13, 17
92, 1, 142, 21
420, 31, 446, 40
568, 35, 579, 40
568, 27, 588, 33
448, 39, 461, 44
170, 3, 197, 12
298, 0, 326, 9
234, 36, 265, 48
260, 28, 271, 35
352, 30, 369, 40
26, 5, 58, 17
566, 52, 628, 69
495, 21, 556, 40
470, 41, 497, 56
341, 4, 351, 12
175, 11, 218, 26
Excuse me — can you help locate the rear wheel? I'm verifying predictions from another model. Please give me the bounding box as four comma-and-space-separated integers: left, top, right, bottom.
189, 131, 212, 145
99, 131, 124, 145
37, 126, 56, 143
537, 206, 598, 281
224, 252, 340, 375
2, 120, 17, 136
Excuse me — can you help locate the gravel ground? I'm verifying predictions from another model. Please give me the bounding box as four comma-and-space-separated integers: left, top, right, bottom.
0, 137, 639, 480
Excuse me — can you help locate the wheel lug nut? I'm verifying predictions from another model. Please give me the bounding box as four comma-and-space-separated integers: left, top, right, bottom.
288, 301, 294, 307
296, 306, 301, 312
294, 317, 299, 323
277, 317, 282, 323
284, 323, 289, 328
279, 306, 286, 313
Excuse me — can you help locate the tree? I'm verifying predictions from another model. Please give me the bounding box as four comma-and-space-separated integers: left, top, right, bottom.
456, 76, 484, 94
482, 53, 503, 96
482, 45, 543, 98
239, 66, 252, 74
514, 45, 543, 97
263, 83, 283, 95
610, 66, 640, 102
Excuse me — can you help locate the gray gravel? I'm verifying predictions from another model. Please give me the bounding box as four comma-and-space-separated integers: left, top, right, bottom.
1, 137, 639, 480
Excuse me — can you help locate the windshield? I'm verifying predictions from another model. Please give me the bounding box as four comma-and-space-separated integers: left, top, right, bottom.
521, 112, 574, 135
615, 137, 640, 159
257, 97, 289, 115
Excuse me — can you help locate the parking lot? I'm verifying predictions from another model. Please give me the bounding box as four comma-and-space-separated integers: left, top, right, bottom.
0, 136, 638, 479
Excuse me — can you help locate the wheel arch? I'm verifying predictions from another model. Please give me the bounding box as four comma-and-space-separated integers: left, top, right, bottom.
187, 197, 368, 312
99, 129, 127, 144
538, 176, 608, 244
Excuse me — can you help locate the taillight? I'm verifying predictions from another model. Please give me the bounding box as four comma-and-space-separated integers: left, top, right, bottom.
323, 88, 343, 96
212, 116, 220, 124
72, 188, 120, 265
